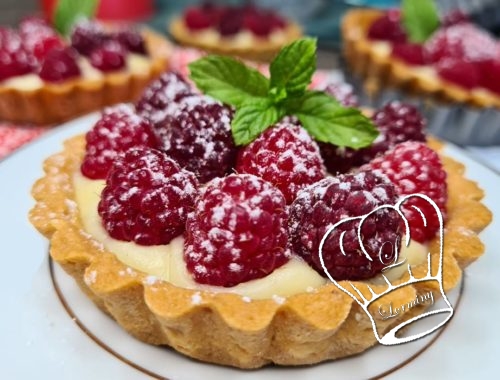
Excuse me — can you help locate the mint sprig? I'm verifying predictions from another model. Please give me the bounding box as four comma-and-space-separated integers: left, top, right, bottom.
189, 38, 378, 148
402, 0, 440, 43
54, 0, 100, 35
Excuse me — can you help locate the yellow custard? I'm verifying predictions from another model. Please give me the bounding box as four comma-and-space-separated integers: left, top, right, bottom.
73, 172, 427, 299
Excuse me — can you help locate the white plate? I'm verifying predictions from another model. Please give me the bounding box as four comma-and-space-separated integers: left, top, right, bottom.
0, 114, 498, 379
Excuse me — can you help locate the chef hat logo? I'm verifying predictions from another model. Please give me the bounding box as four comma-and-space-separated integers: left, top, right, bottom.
319, 194, 453, 345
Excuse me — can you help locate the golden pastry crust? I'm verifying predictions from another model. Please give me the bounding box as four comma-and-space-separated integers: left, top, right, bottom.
169, 18, 302, 62
29, 135, 491, 368
0, 29, 171, 125
341, 9, 500, 108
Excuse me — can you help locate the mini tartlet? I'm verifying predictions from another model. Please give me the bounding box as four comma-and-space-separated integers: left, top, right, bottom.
169, 3, 302, 62
0, 19, 171, 125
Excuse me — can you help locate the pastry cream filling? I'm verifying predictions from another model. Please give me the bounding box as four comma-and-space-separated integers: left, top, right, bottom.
73, 172, 427, 299
1, 54, 152, 90
187, 27, 288, 48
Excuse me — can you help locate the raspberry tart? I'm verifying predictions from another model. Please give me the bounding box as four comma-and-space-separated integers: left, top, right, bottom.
0, 16, 170, 125
30, 39, 491, 368
169, 2, 302, 61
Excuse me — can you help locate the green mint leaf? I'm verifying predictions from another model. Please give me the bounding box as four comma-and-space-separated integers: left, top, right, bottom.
231, 99, 283, 146
189, 55, 269, 108
269, 37, 317, 97
293, 91, 378, 149
402, 0, 440, 43
54, 0, 99, 35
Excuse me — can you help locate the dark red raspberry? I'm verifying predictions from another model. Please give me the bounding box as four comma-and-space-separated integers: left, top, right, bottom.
217, 7, 244, 36
367, 10, 407, 43
320, 101, 426, 175
39, 47, 81, 82
243, 11, 274, 37
324, 82, 359, 107
98, 147, 199, 246
184, 173, 289, 287
184, 7, 213, 30
289, 171, 401, 281
81, 105, 160, 180
71, 21, 108, 56
0, 45, 33, 81
442, 9, 469, 27
115, 30, 147, 55
155, 102, 236, 183
425, 24, 499, 63
366, 141, 447, 243
436, 58, 480, 89
135, 72, 195, 124
392, 43, 426, 65
477, 59, 500, 95
89, 40, 126, 72
236, 123, 325, 204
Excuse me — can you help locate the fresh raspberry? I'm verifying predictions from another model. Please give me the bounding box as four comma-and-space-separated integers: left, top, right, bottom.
184, 173, 289, 287
18, 16, 53, 36
98, 147, 199, 246
289, 171, 401, 280
367, 10, 407, 43
425, 23, 499, 63
19, 17, 65, 62
324, 82, 359, 107
243, 11, 274, 37
442, 9, 469, 27
392, 43, 426, 65
366, 141, 447, 243
184, 7, 213, 30
135, 72, 195, 125
0, 28, 21, 50
477, 59, 500, 95
320, 101, 426, 174
30, 35, 66, 61
89, 40, 126, 72
0, 45, 33, 81
81, 105, 160, 180
115, 30, 147, 55
155, 102, 236, 183
39, 47, 81, 82
436, 58, 480, 89
217, 7, 244, 36
70, 21, 108, 56
236, 123, 325, 204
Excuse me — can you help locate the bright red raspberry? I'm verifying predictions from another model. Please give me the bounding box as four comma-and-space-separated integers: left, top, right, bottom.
98, 147, 199, 245
184, 174, 289, 287
155, 102, 236, 183
324, 82, 359, 107
236, 123, 325, 204
477, 59, 500, 95
366, 141, 447, 243
135, 72, 195, 125
436, 58, 480, 89
392, 43, 426, 65
243, 10, 275, 37
320, 101, 426, 174
0, 45, 33, 81
89, 40, 126, 72
30, 35, 66, 61
70, 21, 108, 56
81, 105, 160, 180
184, 7, 213, 30
39, 47, 81, 82
115, 30, 147, 55
367, 10, 407, 43
425, 23, 499, 63
289, 171, 401, 280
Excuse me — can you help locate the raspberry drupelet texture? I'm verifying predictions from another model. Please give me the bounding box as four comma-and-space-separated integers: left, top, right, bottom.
320, 101, 426, 174
289, 171, 401, 281
367, 10, 407, 43
366, 141, 447, 243
155, 102, 236, 183
39, 47, 81, 82
98, 147, 199, 246
236, 122, 326, 204
89, 40, 126, 72
184, 174, 289, 287
81, 105, 160, 180
70, 21, 108, 56
135, 72, 196, 125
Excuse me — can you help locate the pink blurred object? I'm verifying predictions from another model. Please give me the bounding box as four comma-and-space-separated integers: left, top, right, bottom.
0, 125, 46, 159
42, 0, 154, 22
